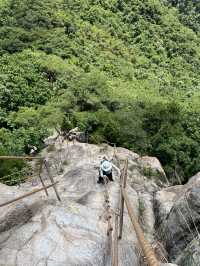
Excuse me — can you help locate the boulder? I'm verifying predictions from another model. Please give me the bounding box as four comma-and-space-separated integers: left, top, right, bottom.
44, 131, 60, 146
115, 147, 140, 162
157, 179, 200, 260
175, 238, 200, 266
155, 185, 183, 225
0, 199, 108, 266
186, 171, 200, 188
137, 156, 167, 184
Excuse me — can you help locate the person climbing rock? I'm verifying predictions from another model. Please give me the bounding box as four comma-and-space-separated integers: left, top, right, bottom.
97, 156, 120, 184
68, 127, 79, 141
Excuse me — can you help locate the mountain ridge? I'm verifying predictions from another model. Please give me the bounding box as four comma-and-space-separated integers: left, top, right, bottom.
0, 0, 200, 183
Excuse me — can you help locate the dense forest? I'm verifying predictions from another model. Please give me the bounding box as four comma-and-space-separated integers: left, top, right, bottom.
0, 0, 200, 184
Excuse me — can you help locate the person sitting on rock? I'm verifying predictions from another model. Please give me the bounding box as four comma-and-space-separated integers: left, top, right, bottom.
97, 156, 120, 184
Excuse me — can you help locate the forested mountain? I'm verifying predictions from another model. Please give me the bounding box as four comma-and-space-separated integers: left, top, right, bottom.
164, 0, 200, 32
0, 0, 200, 183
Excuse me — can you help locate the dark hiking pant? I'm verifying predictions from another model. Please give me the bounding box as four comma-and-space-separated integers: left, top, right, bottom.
98, 170, 113, 183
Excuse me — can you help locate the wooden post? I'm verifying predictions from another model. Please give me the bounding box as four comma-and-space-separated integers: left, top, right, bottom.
119, 173, 124, 239
112, 212, 119, 266
38, 159, 49, 196
44, 160, 61, 201
119, 159, 128, 239
123, 159, 128, 188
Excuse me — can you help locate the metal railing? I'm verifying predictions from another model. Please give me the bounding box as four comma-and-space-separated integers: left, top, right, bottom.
0, 155, 164, 266
0, 156, 61, 207
111, 159, 160, 266
0, 182, 59, 208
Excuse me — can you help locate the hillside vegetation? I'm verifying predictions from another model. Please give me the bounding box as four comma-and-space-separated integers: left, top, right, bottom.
0, 0, 200, 183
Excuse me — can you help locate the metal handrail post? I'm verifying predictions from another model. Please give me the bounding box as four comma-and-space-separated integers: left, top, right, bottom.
119, 159, 128, 239
44, 160, 61, 201
38, 159, 49, 196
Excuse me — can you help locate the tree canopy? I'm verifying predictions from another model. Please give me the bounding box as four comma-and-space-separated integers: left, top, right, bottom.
0, 0, 200, 184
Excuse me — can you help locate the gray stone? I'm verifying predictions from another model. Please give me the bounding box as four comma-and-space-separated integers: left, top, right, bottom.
157, 174, 200, 261
2, 140, 198, 265
137, 156, 167, 184
0, 142, 141, 266
175, 238, 200, 266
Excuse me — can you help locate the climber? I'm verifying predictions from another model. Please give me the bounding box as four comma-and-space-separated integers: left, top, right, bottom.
67, 127, 80, 141
28, 145, 38, 156
97, 156, 120, 184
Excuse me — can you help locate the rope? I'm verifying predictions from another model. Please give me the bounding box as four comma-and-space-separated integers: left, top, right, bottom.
122, 187, 160, 266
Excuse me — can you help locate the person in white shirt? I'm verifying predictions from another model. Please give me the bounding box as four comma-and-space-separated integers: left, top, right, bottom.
97, 156, 120, 184
29, 145, 37, 155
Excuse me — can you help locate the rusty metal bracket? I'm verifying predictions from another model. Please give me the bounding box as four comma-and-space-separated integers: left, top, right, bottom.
119, 159, 128, 239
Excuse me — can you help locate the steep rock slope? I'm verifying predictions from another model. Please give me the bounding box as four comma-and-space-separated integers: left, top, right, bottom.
156, 172, 200, 265
1, 140, 198, 265
0, 142, 143, 266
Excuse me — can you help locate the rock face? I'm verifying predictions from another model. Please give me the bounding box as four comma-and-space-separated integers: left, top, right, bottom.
155, 185, 183, 226
137, 156, 167, 184
175, 238, 200, 266
0, 200, 108, 266
3, 140, 198, 266
156, 172, 200, 265
0, 142, 142, 266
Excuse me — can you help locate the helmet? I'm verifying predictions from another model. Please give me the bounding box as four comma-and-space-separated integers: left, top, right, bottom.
101, 161, 112, 172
